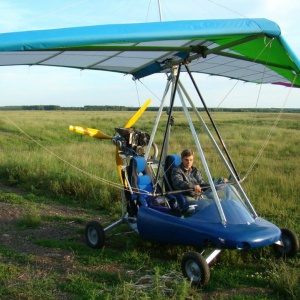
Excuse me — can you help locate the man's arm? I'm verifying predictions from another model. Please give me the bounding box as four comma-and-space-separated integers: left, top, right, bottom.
193, 168, 206, 186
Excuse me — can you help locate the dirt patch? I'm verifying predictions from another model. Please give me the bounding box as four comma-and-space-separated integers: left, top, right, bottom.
0, 185, 131, 299
0, 182, 26, 196
0, 187, 102, 272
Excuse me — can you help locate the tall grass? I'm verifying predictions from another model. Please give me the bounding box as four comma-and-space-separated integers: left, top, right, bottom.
0, 110, 299, 298
1, 110, 299, 224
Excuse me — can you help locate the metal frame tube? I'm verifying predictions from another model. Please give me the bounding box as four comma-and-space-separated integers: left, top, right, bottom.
145, 76, 172, 160
104, 218, 124, 232
154, 65, 182, 192
177, 86, 227, 224
178, 80, 258, 218
185, 65, 240, 181
205, 249, 222, 265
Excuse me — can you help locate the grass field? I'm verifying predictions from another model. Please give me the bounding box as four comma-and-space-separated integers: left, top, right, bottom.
0, 110, 299, 299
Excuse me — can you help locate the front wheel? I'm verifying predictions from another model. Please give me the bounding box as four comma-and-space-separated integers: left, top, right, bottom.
274, 228, 299, 258
85, 221, 105, 249
181, 251, 210, 286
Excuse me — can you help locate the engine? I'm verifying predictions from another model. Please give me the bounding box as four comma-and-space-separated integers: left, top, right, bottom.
112, 127, 151, 156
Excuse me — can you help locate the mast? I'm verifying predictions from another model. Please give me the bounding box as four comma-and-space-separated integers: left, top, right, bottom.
158, 0, 163, 21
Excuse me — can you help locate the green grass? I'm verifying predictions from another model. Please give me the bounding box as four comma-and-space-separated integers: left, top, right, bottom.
0, 110, 299, 299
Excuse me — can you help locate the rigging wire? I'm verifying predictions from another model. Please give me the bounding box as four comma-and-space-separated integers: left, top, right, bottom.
216, 80, 240, 108
135, 78, 164, 103
28, 0, 90, 23
215, 38, 274, 108
134, 80, 141, 107
2, 114, 125, 192
191, 37, 293, 181
146, 0, 152, 22
237, 38, 290, 180
253, 39, 275, 110
245, 40, 274, 145
146, 0, 162, 22
206, 0, 248, 18
2, 113, 185, 197
240, 74, 297, 182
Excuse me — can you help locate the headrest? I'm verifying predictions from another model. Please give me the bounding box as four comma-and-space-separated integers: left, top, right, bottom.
133, 157, 147, 173
166, 154, 181, 168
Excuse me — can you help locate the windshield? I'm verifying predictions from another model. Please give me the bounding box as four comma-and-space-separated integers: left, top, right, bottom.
203, 183, 240, 201
187, 183, 256, 224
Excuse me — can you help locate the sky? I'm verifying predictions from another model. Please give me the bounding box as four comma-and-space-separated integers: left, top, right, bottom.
0, 0, 300, 108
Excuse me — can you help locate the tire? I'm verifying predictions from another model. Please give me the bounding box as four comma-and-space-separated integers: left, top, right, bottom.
85, 221, 105, 249
274, 228, 299, 258
181, 251, 210, 286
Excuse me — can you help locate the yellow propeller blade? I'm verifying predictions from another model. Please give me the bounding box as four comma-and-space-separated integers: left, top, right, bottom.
124, 98, 151, 128
69, 125, 112, 139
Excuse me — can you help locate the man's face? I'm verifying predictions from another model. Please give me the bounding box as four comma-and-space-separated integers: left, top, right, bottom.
182, 155, 194, 170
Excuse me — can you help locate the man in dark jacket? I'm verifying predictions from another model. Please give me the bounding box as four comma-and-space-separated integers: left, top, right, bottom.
171, 149, 207, 201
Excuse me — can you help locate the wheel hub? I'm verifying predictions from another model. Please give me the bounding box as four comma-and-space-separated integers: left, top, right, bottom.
88, 227, 98, 245
186, 260, 201, 281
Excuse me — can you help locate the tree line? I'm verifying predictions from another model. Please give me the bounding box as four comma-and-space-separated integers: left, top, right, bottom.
0, 105, 299, 113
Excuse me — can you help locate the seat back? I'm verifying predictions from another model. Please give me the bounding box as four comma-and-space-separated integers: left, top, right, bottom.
164, 154, 181, 192
127, 157, 153, 205
163, 154, 189, 213
127, 155, 187, 216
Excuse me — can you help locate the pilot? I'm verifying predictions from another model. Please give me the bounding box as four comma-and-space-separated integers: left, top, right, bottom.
171, 149, 206, 202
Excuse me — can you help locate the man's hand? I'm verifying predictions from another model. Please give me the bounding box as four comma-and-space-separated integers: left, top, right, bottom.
194, 185, 202, 194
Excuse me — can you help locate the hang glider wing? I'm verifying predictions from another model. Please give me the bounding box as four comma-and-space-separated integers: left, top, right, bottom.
0, 18, 299, 87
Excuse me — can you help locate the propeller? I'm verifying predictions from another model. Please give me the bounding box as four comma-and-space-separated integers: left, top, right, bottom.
68, 126, 112, 139
124, 98, 151, 128
69, 98, 152, 183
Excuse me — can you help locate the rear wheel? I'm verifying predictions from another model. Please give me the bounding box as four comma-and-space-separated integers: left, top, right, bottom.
85, 221, 105, 249
181, 251, 210, 286
274, 228, 299, 258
